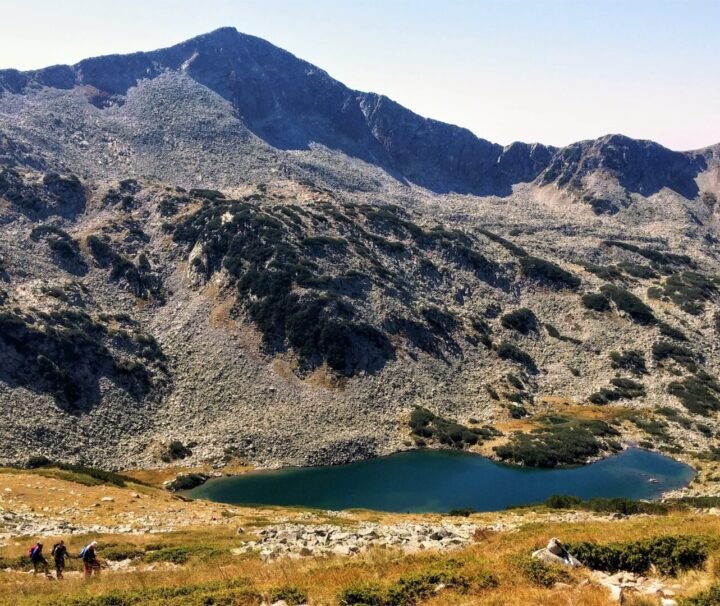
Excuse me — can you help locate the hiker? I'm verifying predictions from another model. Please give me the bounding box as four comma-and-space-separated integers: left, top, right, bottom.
29, 542, 50, 577
51, 540, 70, 579
81, 541, 101, 577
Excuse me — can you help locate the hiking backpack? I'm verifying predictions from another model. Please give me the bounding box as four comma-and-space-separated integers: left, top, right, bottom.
28, 544, 39, 559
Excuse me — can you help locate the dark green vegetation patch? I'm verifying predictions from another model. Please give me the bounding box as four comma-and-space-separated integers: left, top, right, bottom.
0, 306, 167, 413
600, 284, 656, 324
339, 563, 471, 606
581, 292, 611, 312
659, 271, 719, 315
172, 198, 512, 377
493, 415, 620, 467
668, 372, 720, 416
519, 256, 580, 289
609, 349, 647, 375
589, 378, 646, 404
500, 308, 538, 334
409, 406, 500, 448
566, 535, 709, 576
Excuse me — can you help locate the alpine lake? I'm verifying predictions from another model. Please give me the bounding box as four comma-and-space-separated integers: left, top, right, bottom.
186, 448, 694, 513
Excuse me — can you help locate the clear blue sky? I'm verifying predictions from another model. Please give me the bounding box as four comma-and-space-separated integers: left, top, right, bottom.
2, 0, 718, 150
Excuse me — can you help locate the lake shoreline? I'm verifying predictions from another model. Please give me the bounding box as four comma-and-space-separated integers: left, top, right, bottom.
185, 447, 695, 513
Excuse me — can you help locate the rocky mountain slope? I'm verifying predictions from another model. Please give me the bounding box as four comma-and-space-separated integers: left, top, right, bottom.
0, 28, 719, 471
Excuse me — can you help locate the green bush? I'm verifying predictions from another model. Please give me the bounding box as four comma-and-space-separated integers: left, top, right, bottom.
609, 350, 647, 375
600, 284, 656, 324
581, 262, 624, 281
339, 582, 385, 606
23, 459, 133, 487
385, 569, 469, 606
520, 256, 580, 289
409, 406, 500, 449
494, 417, 619, 467
603, 240, 693, 268
53, 579, 258, 606
660, 271, 718, 315
477, 229, 527, 256
618, 262, 658, 279
653, 340, 698, 370
497, 341, 537, 373
582, 292, 611, 312
167, 473, 208, 492
545, 495, 669, 515
99, 543, 145, 561
659, 322, 688, 341
340, 567, 469, 606
545, 494, 583, 509
515, 556, 571, 588
567, 535, 708, 576
589, 377, 646, 404
668, 373, 720, 416
680, 584, 720, 606
161, 440, 192, 463
501, 308, 538, 334
448, 508, 475, 517
631, 416, 672, 441
143, 546, 222, 565
269, 586, 308, 606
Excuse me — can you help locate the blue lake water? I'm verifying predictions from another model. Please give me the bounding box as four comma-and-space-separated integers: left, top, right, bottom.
186, 448, 694, 513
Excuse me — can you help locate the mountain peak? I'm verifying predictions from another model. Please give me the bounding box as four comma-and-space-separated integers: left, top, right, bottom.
0, 29, 717, 200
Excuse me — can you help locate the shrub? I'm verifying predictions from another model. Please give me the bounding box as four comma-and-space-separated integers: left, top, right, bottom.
652, 341, 698, 370
515, 556, 571, 588
520, 256, 580, 289
189, 188, 225, 200
478, 229, 527, 256
661, 271, 718, 315
162, 440, 192, 463
545, 494, 583, 509
22, 459, 133, 487
567, 535, 708, 576
600, 284, 656, 324
143, 546, 222, 565
610, 350, 647, 375
501, 308, 538, 334
497, 341, 537, 373
52, 579, 258, 606
618, 262, 658, 279
603, 240, 694, 268
589, 378, 645, 404
385, 569, 469, 606
680, 584, 720, 606
26, 455, 52, 468
409, 406, 500, 448
448, 508, 475, 517
668, 373, 720, 416
631, 416, 672, 440
269, 586, 308, 606
582, 292, 611, 311
475, 570, 500, 589
167, 473, 208, 492
100, 543, 145, 561
339, 582, 385, 606
659, 322, 688, 341
581, 261, 624, 281
494, 417, 619, 467
545, 495, 669, 515
544, 323, 561, 338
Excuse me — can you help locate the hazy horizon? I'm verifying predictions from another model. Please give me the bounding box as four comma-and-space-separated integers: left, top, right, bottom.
2, 0, 718, 151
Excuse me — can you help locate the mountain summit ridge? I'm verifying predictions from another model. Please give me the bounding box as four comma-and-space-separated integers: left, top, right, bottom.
2, 26, 715, 199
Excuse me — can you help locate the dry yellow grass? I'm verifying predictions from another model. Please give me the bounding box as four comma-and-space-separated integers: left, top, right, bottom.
1, 468, 719, 605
